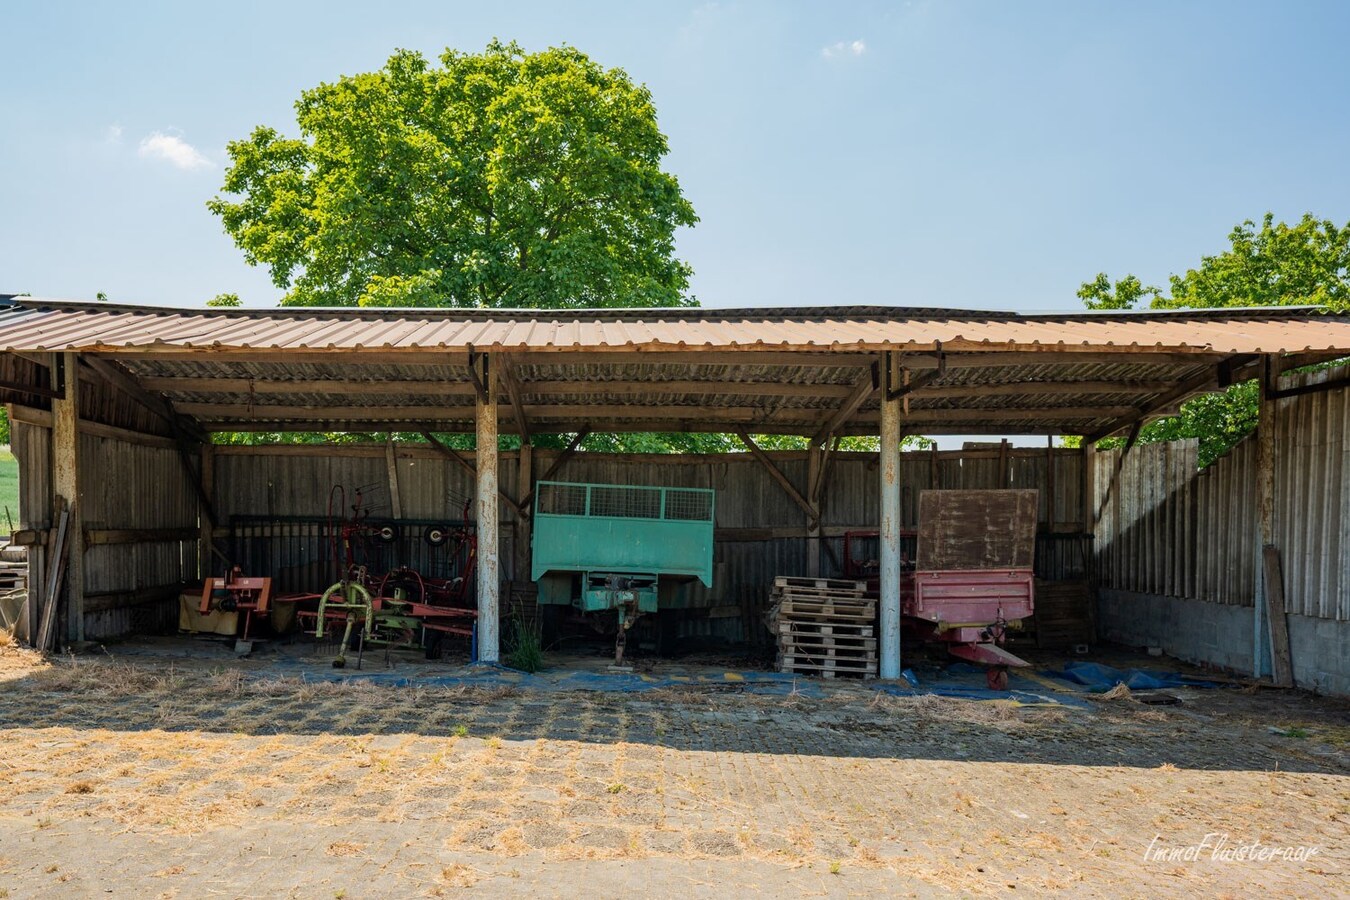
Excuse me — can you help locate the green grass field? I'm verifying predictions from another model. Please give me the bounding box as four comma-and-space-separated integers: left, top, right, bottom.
0, 448, 19, 531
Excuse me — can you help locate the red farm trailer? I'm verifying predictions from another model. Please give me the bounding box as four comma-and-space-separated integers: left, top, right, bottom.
844, 489, 1038, 690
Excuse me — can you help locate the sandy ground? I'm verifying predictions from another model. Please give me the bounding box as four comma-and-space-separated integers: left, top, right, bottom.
0, 641, 1346, 898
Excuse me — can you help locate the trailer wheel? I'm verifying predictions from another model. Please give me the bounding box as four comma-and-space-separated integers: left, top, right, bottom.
986, 666, 1009, 691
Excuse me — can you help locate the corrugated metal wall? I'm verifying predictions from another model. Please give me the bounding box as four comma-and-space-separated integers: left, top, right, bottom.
1094, 365, 1349, 622
1093, 439, 1258, 605
1273, 365, 1350, 621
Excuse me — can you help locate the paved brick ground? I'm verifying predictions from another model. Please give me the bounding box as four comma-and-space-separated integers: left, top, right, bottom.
0, 650, 1346, 897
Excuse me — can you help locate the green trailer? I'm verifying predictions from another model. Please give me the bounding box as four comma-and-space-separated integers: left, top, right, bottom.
531, 480, 715, 664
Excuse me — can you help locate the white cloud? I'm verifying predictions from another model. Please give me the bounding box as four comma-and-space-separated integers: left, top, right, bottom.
822, 39, 867, 59
103, 124, 124, 145
137, 131, 212, 171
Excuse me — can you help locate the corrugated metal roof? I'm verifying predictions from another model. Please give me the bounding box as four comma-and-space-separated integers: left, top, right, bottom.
3, 298, 1348, 437
0, 297, 1346, 354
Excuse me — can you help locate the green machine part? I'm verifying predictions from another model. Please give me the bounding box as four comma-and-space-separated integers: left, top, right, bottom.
531, 481, 715, 612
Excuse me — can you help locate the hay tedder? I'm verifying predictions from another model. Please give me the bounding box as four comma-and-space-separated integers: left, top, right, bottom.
531, 480, 715, 667
845, 489, 1038, 690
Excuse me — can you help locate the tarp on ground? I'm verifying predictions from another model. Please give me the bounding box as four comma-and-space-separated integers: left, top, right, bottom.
1045, 661, 1223, 692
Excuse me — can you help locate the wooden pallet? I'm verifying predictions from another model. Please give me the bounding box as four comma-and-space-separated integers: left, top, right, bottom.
777, 599, 875, 620
779, 621, 875, 638
779, 656, 878, 678
774, 576, 868, 593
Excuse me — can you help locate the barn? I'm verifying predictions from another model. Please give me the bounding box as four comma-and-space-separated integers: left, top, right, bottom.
1, 297, 1347, 693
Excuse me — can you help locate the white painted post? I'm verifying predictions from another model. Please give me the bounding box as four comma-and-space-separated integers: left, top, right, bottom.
52, 352, 84, 643
475, 357, 500, 663
879, 353, 902, 680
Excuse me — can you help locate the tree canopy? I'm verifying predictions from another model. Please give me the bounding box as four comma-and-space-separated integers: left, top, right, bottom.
209, 40, 697, 309
1073, 213, 1349, 466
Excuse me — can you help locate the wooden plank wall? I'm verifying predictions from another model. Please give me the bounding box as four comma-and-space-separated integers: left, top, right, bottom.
1094, 364, 1349, 622
214, 446, 1086, 614
11, 420, 200, 639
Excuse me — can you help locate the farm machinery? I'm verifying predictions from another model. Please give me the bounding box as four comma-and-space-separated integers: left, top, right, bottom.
284, 486, 479, 667
531, 480, 716, 667
844, 489, 1038, 690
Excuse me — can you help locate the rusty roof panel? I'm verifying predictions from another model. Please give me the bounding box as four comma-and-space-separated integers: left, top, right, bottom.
0, 299, 1347, 355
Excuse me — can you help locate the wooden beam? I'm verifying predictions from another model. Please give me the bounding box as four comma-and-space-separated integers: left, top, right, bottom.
736, 431, 818, 526
475, 370, 500, 663
0, 376, 61, 400
85, 527, 201, 546
139, 376, 477, 397
187, 402, 1137, 425
1275, 349, 1349, 373
908, 379, 1177, 399
899, 350, 1230, 369
1262, 545, 1294, 687
8, 404, 183, 449
813, 364, 878, 443
1083, 367, 1223, 442
384, 435, 403, 519
499, 356, 531, 441
92, 350, 473, 366
80, 355, 205, 441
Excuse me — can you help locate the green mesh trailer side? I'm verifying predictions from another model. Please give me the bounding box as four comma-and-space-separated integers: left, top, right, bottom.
530, 481, 715, 586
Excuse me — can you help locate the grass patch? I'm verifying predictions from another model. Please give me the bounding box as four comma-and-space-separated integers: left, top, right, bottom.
503, 616, 544, 673
0, 448, 17, 530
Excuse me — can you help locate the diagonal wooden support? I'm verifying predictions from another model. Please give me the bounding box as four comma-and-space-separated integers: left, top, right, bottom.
813, 363, 879, 444
1084, 362, 1234, 443
499, 355, 531, 440
520, 428, 591, 512
736, 430, 818, 527
421, 431, 522, 515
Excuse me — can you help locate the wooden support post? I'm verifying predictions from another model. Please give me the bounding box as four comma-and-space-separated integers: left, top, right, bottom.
384, 435, 403, 520
1256, 361, 1293, 686
515, 440, 533, 583
198, 442, 215, 578
879, 352, 902, 680
52, 352, 84, 644
475, 356, 500, 663
806, 443, 822, 577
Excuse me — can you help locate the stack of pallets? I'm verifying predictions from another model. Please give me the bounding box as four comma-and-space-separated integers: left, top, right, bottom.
772, 576, 877, 679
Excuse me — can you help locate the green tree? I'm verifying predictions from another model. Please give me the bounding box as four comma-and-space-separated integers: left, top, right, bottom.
209, 40, 697, 309
1076, 273, 1158, 310
207, 292, 242, 307
1075, 213, 1350, 465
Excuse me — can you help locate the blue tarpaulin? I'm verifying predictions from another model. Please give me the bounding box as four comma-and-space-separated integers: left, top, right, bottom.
1045, 661, 1223, 692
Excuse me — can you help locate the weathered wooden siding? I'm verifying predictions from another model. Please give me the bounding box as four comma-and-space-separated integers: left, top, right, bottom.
215, 446, 1087, 626
1094, 365, 1349, 622
12, 419, 200, 640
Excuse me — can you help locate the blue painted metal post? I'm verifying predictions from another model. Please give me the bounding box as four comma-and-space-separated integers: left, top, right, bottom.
879, 353, 902, 680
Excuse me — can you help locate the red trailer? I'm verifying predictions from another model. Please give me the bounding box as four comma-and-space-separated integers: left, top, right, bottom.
844, 489, 1038, 690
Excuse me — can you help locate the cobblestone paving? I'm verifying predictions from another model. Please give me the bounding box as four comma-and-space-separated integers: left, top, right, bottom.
0, 653, 1346, 897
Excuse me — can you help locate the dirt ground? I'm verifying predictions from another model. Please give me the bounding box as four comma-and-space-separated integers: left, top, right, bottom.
0, 640, 1346, 898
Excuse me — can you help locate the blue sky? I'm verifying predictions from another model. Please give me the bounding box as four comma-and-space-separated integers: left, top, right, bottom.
2, 0, 1348, 312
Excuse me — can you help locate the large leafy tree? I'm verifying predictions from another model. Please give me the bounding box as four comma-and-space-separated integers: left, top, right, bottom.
1074, 213, 1349, 465
209, 40, 697, 308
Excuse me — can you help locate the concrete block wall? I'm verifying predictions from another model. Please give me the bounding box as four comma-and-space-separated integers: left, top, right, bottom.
1097, 589, 1350, 697
1097, 589, 1255, 675
1287, 615, 1350, 697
